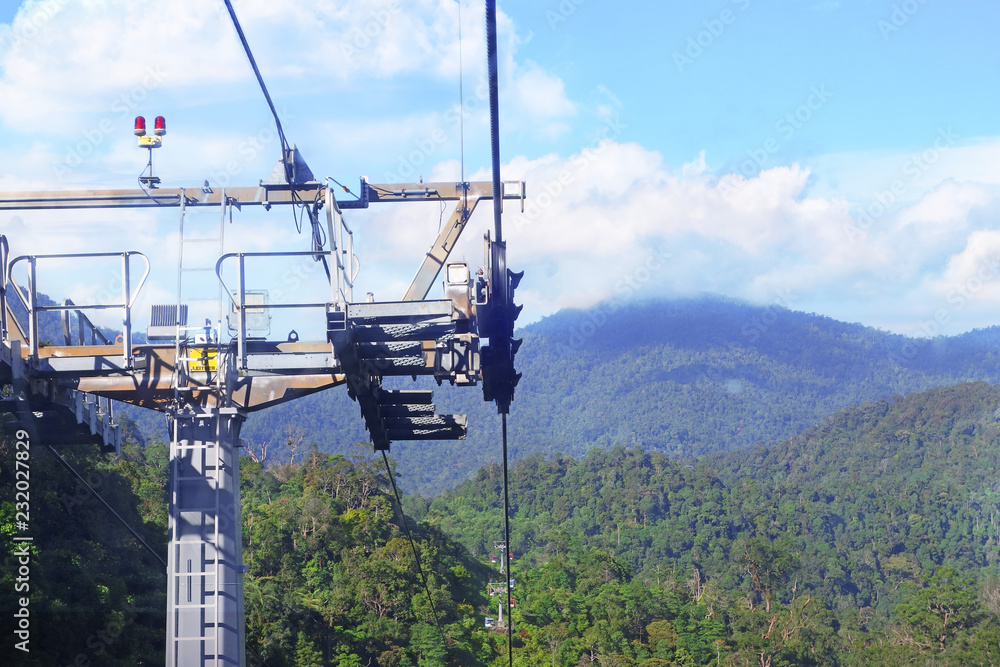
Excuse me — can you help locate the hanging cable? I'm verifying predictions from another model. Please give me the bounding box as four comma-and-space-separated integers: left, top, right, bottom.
486, 0, 503, 244
380, 450, 448, 647
485, 3, 514, 663
223, 0, 318, 250
328, 176, 360, 201
501, 412, 513, 664
45, 444, 167, 570
458, 0, 465, 187
223, 0, 291, 183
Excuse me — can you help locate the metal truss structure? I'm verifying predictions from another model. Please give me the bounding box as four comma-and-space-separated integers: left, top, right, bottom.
0, 174, 525, 666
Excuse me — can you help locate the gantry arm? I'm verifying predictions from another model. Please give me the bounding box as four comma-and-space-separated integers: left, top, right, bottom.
359, 180, 525, 301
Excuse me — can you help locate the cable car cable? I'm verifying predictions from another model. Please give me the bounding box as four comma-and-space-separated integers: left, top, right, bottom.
45, 444, 167, 570
500, 412, 514, 664
486, 0, 503, 245
485, 3, 514, 663
222, 0, 291, 183
380, 450, 447, 648
222, 0, 331, 277
458, 0, 465, 187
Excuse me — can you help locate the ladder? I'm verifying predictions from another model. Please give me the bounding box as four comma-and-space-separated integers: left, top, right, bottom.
166, 409, 245, 666
166, 191, 245, 665
173, 189, 228, 405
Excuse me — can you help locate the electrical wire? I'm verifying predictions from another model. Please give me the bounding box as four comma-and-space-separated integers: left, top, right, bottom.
380, 450, 448, 647
136, 175, 177, 207
328, 176, 360, 201
136, 150, 176, 206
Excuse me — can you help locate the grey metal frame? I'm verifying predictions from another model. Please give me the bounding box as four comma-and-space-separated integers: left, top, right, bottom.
7, 251, 149, 367
325, 183, 359, 305
0, 177, 524, 667
216, 250, 334, 369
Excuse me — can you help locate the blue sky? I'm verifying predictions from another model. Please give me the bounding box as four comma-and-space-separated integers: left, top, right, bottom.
0, 0, 999, 340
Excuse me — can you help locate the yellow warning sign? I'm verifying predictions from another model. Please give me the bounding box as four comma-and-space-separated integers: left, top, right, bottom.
187, 349, 218, 373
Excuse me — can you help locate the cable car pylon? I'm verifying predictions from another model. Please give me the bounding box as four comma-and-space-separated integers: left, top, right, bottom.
0, 2, 527, 664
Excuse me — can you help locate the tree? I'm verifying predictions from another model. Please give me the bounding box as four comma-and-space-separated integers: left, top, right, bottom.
893, 566, 981, 654
294, 631, 324, 667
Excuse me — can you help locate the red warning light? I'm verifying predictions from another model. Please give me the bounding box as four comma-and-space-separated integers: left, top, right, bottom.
154, 116, 166, 137
134, 116, 146, 137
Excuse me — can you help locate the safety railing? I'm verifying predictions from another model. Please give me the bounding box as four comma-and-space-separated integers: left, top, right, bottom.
326, 181, 360, 304
8, 251, 150, 368
62, 298, 112, 346
216, 250, 333, 369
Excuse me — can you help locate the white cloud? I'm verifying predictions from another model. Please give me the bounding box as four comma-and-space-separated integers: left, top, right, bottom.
930, 230, 1000, 307
0, 0, 574, 146
3, 1, 1000, 339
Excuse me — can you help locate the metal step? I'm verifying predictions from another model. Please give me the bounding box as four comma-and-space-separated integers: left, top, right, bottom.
386, 414, 467, 441
380, 403, 435, 418
357, 341, 432, 358
379, 389, 433, 405
350, 322, 455, 343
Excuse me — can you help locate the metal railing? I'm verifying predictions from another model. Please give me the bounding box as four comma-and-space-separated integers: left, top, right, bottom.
216, 250, 333, 369
61, 298, 112, 346
326, 182, 360, 304
8, 251, 150, 367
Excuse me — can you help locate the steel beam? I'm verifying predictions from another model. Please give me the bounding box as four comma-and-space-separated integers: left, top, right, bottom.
0, 180, 524, 211
402, 195, 480, 301
0, 184, 322, 210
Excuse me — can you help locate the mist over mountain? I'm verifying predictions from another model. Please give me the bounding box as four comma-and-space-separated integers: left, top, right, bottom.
202, 296, 1000, 495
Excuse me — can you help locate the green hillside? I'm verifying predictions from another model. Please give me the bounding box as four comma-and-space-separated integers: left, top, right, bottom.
425, 382, 1000, 665
9, 382, 1000, 664
218, 297, 1000, 496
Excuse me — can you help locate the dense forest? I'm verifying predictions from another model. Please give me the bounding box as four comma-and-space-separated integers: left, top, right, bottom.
123, 297, 1000, 496
7, 381, 1000, 664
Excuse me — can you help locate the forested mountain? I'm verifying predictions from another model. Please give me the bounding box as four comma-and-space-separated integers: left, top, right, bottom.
0, 429, 500, 665
11, 382, 1000, 664
14, 293, 1000, 664
179, 297, 1000, 495
426, 382, 1000, 665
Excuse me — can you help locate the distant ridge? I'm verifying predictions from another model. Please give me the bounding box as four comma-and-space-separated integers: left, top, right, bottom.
127, 296, 1000, 495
